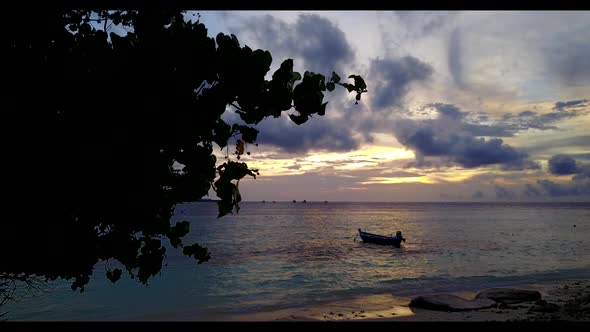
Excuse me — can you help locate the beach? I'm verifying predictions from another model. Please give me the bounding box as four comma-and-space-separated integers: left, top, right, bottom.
230, 278, 590, 322
3, 202, 589, 321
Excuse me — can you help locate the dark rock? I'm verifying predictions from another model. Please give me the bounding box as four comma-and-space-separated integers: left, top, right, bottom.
409, 294, 496, 312
506, 304, 528, 310
535, 299, 547, 305
529, 302, 560, 313
476, 288, 542, 304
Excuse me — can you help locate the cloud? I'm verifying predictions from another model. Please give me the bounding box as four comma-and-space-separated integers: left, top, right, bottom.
553, 99, 589, 111
429, 103, 465, 119
386, 170, 424, 177
547, 154, 590, 181
461, 123, 514, 137
448, 28, 464, 88
425, 103, 514, 137
546, 38, 590, 86
495, 185, 516, 199
548, 154, 581, 175
573, 166, 590, 180
392, 104, 540, 170
234, 14, 354, 74
395, 11, 457, 37
472, 190, 484, 199
499, 106, 589, 132
524, 135, 590, 155
537, 179, 590, 197
572, 153, 590, 161
523, 184, 542, 197
255, 114, 361, 154
369, 56, 433, 110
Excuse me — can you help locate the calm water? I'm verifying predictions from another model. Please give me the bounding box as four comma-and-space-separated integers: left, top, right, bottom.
5, 202, 590, 320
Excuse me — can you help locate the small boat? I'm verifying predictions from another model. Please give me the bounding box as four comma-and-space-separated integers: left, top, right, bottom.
357, 228, 403, 247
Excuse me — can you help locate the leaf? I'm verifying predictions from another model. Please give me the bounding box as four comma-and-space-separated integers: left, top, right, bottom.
291, 72, 302, 82
230, 34, 240, 47
326, 82, 335, 92
331, 72, 341, 83
236, 139, 244, 155
349, 75, 367, 91
341, 83, 355, 93
235, 125, 259, 143
106, 268, 123, 283
289, 113, 308, 125
170, 221, 190, 238
183, 243, 211, 263
318, 102, 328, 116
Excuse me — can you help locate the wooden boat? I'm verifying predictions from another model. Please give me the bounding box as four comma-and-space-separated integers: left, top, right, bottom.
357, 228, 403, 247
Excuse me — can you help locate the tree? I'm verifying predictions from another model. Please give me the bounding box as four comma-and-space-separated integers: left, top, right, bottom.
2, 9, 367, 293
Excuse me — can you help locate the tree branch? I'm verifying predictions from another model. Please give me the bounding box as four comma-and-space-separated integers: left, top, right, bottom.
230, 103, 242, 111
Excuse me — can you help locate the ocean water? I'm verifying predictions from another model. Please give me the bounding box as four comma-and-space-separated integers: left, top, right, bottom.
4, 202, 590, 320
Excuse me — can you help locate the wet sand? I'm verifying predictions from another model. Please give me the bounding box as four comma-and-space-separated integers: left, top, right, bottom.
227, 278, 590, 322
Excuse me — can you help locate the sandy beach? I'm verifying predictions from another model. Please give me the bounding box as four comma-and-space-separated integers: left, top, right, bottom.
228, 278, 590, 322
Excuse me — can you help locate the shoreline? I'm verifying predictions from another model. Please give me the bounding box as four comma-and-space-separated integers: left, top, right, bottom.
226, 278, 590, 322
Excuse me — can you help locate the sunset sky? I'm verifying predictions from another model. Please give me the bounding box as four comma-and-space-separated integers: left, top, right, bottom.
195, 11, 589, 202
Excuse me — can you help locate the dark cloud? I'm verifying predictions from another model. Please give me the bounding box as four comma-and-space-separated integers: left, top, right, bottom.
428, 103, 465, 119
393, 103, 540, 169
537, 179, 590, 197
547, 154, 590, 181
475, 101, 589, 135
548, 154, 580, 175
518, 111, 536, 117
369, 56, 433, 109
500, 111, 569, 131
546, 38, 590, 86
525, 135, 590, 155
235, 14, 354, 74
220, 103, 362, 154
572, 153, 590, 160
500, 159, 541, 171
255, 115, 360, 154
472, 190, 484, 199
573, 166, 590, 180
523, 184, 542, 197
495, 185, 516, 199
553, 99, 589, 111
419, 103, 514, 137
523, 154, 590, 198
395, 11, 456, 37
461, 123, 514, 137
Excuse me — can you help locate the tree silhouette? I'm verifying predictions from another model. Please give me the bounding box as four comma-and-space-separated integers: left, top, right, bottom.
3, 9, 367, 293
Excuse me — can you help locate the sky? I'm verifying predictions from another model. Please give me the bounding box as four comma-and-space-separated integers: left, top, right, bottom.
193, 11, 590, 202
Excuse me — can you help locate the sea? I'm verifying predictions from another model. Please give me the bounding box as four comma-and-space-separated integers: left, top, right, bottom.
4, 202, 590, 320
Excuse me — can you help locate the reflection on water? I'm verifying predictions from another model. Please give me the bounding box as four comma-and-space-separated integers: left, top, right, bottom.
5, 202, 590, 320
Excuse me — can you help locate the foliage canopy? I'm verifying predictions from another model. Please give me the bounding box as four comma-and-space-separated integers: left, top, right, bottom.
3, 9, 367, 292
